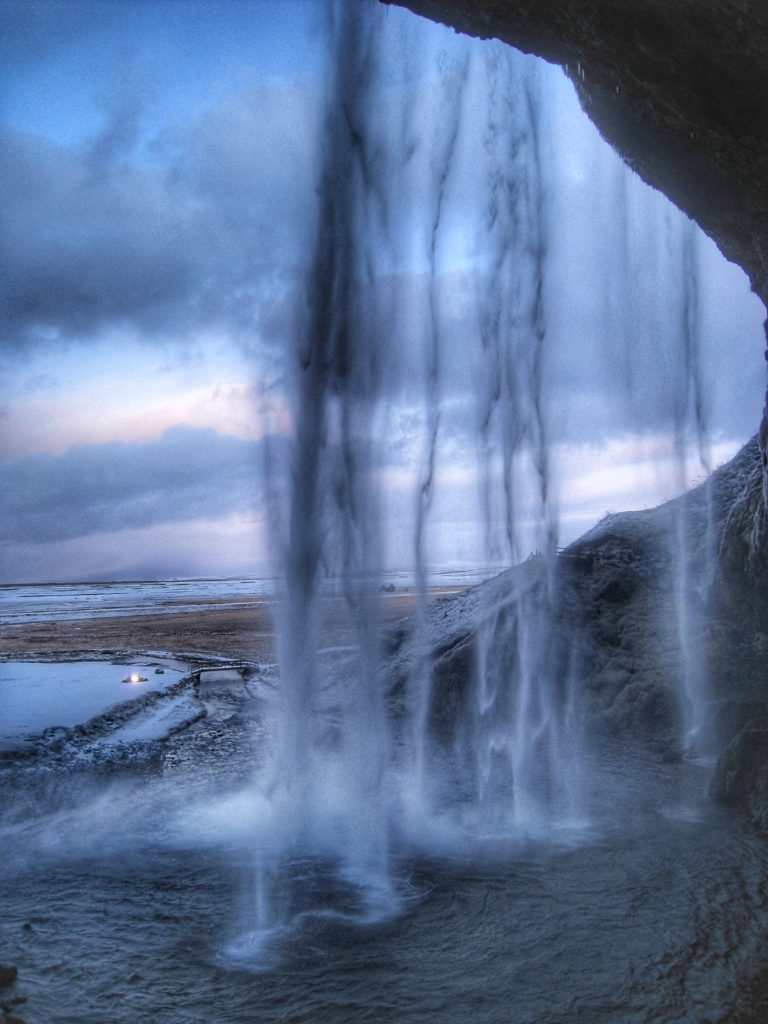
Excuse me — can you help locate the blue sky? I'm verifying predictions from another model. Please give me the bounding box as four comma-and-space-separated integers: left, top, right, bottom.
1, 0, 765, 583
0, 0, 322, 148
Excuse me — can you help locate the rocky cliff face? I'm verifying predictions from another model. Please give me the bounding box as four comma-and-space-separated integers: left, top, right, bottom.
563, 439, 768, 759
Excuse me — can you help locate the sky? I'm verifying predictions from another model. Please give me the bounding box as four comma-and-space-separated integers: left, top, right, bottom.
1, 0, 766, 584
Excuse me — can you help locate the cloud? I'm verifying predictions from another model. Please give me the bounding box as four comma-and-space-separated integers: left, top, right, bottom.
2, 18, 763, 434
1, 0, 765, 590
1, 515, 269, 584
0, 128, 204, 348
0, 72, 320, 354
0, 426, 272, 544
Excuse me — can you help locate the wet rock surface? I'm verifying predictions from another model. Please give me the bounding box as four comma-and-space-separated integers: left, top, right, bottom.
710, 714, 768, 830
1, 549, 767, 1020
391, 439, 767, 766
563, 442, 765, 747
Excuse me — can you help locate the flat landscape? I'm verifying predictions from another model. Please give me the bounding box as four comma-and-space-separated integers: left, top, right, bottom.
1, 585, 463, 663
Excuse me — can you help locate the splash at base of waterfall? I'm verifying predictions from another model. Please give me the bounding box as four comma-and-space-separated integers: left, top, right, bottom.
233, 555, 594, 960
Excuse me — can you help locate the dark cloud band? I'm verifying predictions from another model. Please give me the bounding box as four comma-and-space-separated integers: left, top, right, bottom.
0, 427, 267, 543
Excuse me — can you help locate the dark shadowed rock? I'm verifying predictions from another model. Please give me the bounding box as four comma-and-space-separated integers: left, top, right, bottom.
710, 714, 768, 830
0, 966, 17, 990
563, 440, 768, 756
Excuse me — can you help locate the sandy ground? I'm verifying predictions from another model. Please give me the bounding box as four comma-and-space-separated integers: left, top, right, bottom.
1, 587, 463, 662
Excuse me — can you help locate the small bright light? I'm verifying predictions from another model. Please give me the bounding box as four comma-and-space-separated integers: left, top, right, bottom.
129, 673, 141, 684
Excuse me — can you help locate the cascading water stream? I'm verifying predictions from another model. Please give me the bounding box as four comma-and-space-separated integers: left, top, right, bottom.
236, 0, 729, 959
407, 45, 470, 830
660, 219, 715, 760
675, 222, 715, 756
461, 47, 585, 835
231, 3, 398, 956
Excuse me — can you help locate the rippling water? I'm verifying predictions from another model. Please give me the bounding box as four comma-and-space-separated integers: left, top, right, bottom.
2, 684, 768, 1024
0, 571, 495, 625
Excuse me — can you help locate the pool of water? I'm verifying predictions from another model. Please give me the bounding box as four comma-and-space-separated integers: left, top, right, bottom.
2, 672, 768, 1024
0, 659, 184, 744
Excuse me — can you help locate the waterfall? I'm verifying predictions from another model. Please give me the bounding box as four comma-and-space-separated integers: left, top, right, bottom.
273, 0, 392, 896
231, 0, 726, 958
670, 221, 715, 757
399, 45, 585, 840
230, 2, 397, 957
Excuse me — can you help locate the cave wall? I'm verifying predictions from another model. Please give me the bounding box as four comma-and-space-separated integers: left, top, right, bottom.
383, 0, 768, 575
